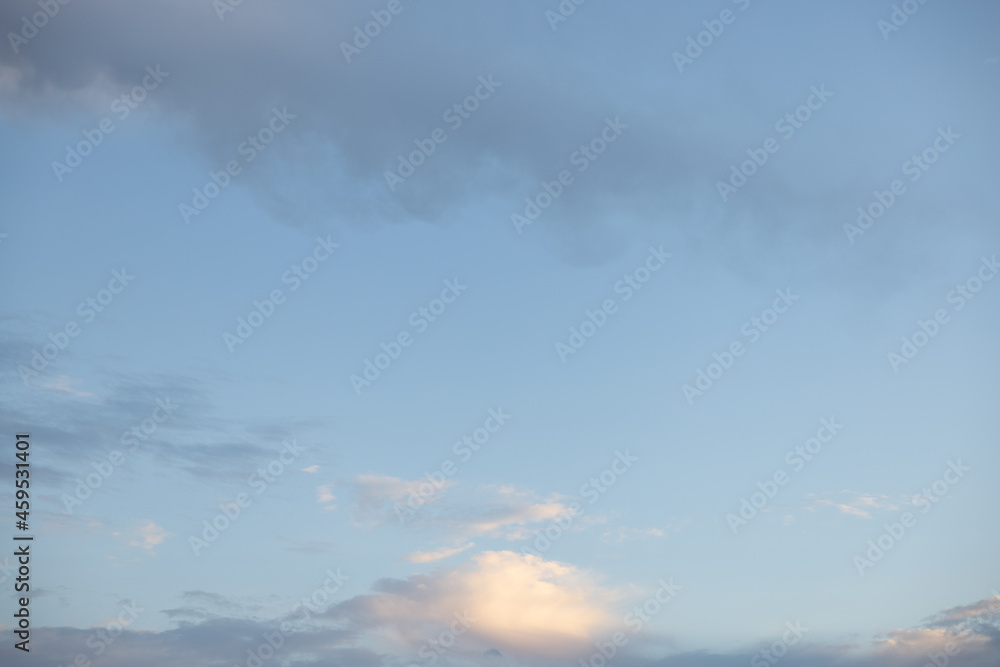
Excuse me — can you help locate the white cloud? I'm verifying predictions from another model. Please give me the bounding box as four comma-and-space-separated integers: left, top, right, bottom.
330, 550, 619, 661
317, 484, 337, 510
802, 491, 902, 518
114, 521, 169, 552
405, 542, 475, 563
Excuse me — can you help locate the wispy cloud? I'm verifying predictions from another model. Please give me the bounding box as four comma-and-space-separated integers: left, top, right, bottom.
114, 520, 169, 552
317, 484, 337, 511
602, 518, 691, 543
39, 375, 96, 398
802, 491, 902, 518
405, 542, 475, 563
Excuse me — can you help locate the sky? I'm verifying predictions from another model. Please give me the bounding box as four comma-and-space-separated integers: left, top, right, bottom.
0, 0, 999, 666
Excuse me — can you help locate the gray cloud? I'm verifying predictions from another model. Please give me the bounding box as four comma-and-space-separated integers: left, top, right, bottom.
9, 592, 998, 667
4, 0, 995, 278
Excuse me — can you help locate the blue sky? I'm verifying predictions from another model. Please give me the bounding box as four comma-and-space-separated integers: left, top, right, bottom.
1, 1, 999, 666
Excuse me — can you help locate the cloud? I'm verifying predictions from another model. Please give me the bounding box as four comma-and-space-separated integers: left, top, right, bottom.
316, 484, 337, 511
405, 542, 475, 564
802, 492, 902, 518
459, 495, 576, 541
113, 520, 169, 552
4, 0, 975, 275
11, 586, 1000, 667
0, 349, 333, 495
302, 465, 320, 473
326, 550, 618, 661
923, 593, 1000, 631
13, 618, 367, 667
39, 375, 96, 398
349, 473, 455, 523
348, 476, 581, 544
